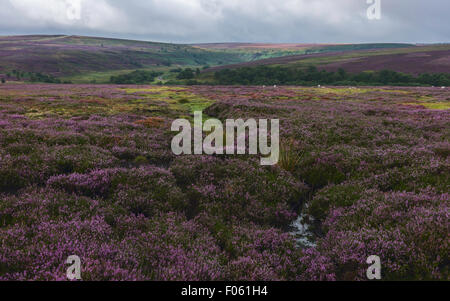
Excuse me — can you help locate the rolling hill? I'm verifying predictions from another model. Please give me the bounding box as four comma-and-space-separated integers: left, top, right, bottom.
0, 35, 257, 79
192, 42, 416, 64
0, 35, 447, 84
203, 44, 450, 75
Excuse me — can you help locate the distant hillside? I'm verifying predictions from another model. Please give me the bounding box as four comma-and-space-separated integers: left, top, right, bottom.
0, 35, 445, 84
192, 42, 414, 52
204, 45, 450, 75
0, 35, 245, 77
192, 42, 415, 62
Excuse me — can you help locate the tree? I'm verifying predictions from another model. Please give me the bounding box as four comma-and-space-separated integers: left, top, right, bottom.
337, 68, 347, 80
378, 70, 396, 84
110, 70, 162, 84
307, 66, 318, 73
177, 68, 195, 80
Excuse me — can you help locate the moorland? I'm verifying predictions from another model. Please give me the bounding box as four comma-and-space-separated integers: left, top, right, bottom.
0, 35, 448, 281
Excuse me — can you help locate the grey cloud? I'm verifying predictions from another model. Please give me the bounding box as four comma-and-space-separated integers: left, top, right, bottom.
0, 0, 448, 43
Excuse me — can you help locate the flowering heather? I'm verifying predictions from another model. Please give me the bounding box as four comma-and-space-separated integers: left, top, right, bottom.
0, 84, 448, 280
301, 190, 449, 280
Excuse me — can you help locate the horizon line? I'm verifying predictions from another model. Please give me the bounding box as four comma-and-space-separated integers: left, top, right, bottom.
1, 34, 449, 46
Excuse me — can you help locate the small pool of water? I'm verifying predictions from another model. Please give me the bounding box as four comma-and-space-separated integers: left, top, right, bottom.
290, 210, 317, 249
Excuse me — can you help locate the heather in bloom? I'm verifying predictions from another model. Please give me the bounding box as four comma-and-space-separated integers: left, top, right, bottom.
170, 156, 308, 228
300, 190, 449, 280
0, 84, 448, 280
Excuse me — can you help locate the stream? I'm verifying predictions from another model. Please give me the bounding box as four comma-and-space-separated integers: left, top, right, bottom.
290, 209, 317, 249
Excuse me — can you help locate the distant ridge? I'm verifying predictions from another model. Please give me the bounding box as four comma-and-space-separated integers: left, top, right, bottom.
0, 35, 245, 77
0, 35, 447, 81
203, 44, 450, 75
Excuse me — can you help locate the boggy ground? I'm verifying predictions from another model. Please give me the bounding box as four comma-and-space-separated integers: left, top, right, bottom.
0, 84, 448, 280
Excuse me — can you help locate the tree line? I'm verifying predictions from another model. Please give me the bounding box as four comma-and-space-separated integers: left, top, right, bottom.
2, 70, 64, 84
212, 66, 450, 86
109, 70, 163, 84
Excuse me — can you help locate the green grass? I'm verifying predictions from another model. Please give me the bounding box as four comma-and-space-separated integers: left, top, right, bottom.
403, 102, 450, 110
63, 65, 206, 84
62, 67, 166, 84
122, 86, 214, 117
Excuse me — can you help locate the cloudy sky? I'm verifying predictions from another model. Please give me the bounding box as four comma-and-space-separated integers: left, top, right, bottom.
0, 0, 448, 44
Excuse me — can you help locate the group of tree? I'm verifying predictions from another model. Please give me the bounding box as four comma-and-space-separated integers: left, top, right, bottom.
212, 66, 450, 86
176, 68, 201, 80
5, 70, 63, 83
110, 70, 162, 84
8, 70, 26, 80
29, 72, 62, 83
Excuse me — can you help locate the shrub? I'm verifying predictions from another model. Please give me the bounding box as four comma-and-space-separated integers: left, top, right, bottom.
171, 156, 309, 228
307, 182, 365, 222
278, 139, 303, 172
301, 190, 449, 280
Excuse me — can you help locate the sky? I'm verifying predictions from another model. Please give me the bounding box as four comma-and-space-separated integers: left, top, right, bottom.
0, 0, 448, 44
